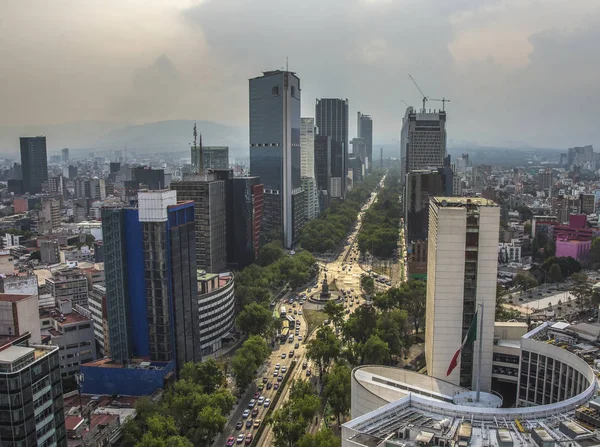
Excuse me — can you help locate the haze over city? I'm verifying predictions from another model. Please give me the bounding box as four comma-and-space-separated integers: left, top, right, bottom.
2, 0, 600, 151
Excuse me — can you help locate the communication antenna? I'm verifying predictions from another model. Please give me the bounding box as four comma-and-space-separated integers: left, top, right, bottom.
408, 74, 428, 112
430, 97, 451, 111
400, 99, 411, 109
193, 123, 204, 175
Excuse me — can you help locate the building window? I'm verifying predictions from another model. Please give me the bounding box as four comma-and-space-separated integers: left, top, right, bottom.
291, 85, 296, 97
272, 86, 279, 96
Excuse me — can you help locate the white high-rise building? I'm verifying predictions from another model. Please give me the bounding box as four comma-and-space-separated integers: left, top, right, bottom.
425, 197, 499, 392
301, 118, 316, 178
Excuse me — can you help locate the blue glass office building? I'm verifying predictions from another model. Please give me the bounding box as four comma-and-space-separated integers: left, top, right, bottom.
249, 70, 303, 248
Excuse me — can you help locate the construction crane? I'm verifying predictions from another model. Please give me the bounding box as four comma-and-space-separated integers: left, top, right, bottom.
400, 99, 411, 109
408, 74, 428, 112
430, 97, 451, 111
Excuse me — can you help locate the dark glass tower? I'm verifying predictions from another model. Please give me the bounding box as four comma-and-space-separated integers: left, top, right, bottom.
20, 136, 48, 194
357, 112, 373, 170
314, 135, 331, 211
229, 177, 264, 269
315, 99, 349, 200
249, 70, 302, 248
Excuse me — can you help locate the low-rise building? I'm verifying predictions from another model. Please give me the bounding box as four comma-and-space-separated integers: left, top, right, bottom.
60, 245, 94, 263
197, 271, 236, 356
46, 266, 89, 306
40, 299, 97, 378
0, 292, 42, 343
0, 250, 15, 275
40, 239, 61, 264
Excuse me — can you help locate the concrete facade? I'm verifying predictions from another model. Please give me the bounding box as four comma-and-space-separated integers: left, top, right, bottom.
425, 197, 499, 392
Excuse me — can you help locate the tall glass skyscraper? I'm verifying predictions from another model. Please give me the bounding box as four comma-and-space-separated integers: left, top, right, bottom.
357, 112, 373, 170
315, 99, 349, 200
249, 70, 302, 248
20, 136, 48, 194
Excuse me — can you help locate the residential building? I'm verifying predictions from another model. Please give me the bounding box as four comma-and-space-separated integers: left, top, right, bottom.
301, 177, 319, 221
400, 107, 447, 184
20, 136, 48, 194
357, 111, 373, 169
314, 135, 331, 211
316, 98, 349, 199
40, 239, 60, 264
0, 339, 66, 446
552, 195, 580, 223
46, 267, 89, 307
0, 293, 42, 344
228, 177, 263, 270
41, 197, 61, 231
498, 239, 523, 263
425, 197, 499, 391
537, 168, 553, 192
40, 299, 97, 378
580, 193, 595, 215
197, 271, 235, 355
88, 285, 110, 357
249, 70, 303, 248
60, 245, 94, 263
0, 251, 14, 275
171, 174, 227, 273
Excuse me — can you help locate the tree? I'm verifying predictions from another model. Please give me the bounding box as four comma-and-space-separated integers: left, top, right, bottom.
360, 275, 375, 295
548, 263, 563, 283
306, 326, 340, 377
271, 401, 310, 447
257, 241, 285, 266
591, 237, 600, 263
495, 288, 521, 322
361, 335, 390, 365
513, 272, 538, 290
298, 428, 341, 447
179, 358, 224, 394
403, 280, 426, 334
342, 305, 378, 345
236, 302, 275, 336
323, 363, 351, 427
231, 336, 271, 392
323, 301, 344, 330
571, 272, 593, 310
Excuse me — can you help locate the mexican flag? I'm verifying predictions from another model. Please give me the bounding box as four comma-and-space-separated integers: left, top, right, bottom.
446, 311, 478, 376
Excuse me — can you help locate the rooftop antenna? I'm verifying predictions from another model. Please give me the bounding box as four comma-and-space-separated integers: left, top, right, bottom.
286, 57, 288, 72
400, 99, 411, 109
193, 123, 204, 175
408, 74, 428, 112
430, 97, 451, 111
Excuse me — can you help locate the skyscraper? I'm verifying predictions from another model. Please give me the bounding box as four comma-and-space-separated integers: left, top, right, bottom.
61, 147, 69, 162
228, 177, 264, 269
249, 70, 302, 248
425, 197, 499, 392
192, 145, 230, 171
315, 98, 349, 199
300, 118, 320, 220
400, 107, 447, 185
171, 173, 227, 273
314, 135, 331, 211
357, 112, 373, 169
101, 192, 200, 369
20, 136, 48, 194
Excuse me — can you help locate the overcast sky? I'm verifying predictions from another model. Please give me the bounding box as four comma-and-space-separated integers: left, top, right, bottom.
2, 0, 599, 149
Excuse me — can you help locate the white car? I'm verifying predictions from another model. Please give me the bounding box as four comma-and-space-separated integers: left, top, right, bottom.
264, 398, 271, 408
257, 396, 265, 405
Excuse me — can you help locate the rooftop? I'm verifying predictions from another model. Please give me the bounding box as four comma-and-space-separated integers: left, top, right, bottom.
0, 293, 33, 302
82, 357, 171, 370
432, 196, 498, 207
0, 345, 33, 364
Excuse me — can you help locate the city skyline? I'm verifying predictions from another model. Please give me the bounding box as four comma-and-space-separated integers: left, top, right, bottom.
2, 1, 600, 150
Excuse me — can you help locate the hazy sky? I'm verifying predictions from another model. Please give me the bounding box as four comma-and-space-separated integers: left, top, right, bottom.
2, 0, 599, 148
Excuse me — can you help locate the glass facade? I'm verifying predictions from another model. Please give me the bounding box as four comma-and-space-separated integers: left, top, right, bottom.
20, 136, 48, 195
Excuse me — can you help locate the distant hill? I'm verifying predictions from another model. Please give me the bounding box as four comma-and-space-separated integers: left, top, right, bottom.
0, 120, 248, 157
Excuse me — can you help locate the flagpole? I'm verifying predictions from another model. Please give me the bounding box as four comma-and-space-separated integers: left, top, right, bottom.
476, 302, 484, 402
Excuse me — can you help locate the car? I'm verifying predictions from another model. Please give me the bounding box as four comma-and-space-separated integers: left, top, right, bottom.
298, 335, 303, 341
306, 369, 312, 377
281, 353, 287, 359
264, 398, 271, 407
251, 408, 259, 418
281, 366, 287, 373
277, 375, 283, 382
254, 419, 261, 428
295, 342, 299, 349
266, 382, 273, 390
236, 434, 245, 444
245, 433, 253, 445
242, 410, 250, 419
307, 288, 312, 293
257, 384, 264, 391
293, 310, 297, 314
236, 420, 244, 430
253, 392, 260, 399
295, 330, 300, 335
262, 377, 268, 383
298, 310, 303, 315
302, 362, 308, 369
275, 363, 280, 369
246, 419, 253, 428
227, 436, 236, 446
248, 399, 256, 408
289, 350, 294, 357
273, 371, 278, 377
274, 383, 279, 390
257, 396, 265, 405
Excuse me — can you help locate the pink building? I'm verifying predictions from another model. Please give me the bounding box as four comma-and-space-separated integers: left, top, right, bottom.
13, 198, 28, 213
555, 238, 591, 261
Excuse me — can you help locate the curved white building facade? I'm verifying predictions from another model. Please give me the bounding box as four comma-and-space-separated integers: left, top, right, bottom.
198, 273, 235, 355
344, 322, 599, 447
